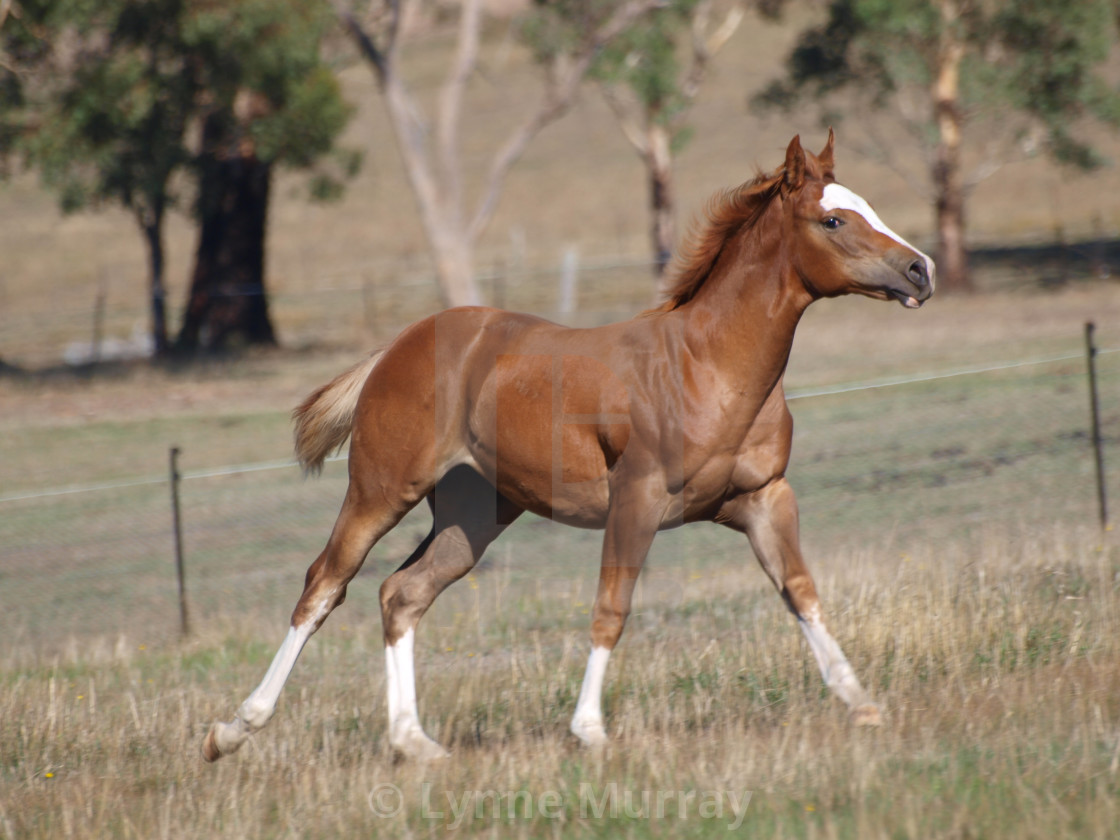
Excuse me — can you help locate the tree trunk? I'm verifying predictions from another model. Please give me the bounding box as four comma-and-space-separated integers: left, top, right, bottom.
177, 116, 277, 351
933, 143, 968, 293
646, 122, 676, 277
931, 0, 972, 293
430, 227, 480, 308
138, 196, 169, 357
339, 0, 665, 310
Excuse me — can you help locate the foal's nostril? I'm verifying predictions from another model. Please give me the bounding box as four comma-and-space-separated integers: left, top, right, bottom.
908, 260, 929, 287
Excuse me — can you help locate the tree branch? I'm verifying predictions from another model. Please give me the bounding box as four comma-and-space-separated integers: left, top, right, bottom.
598, 82, 649, 155
0, 0, 19, 69
0, 0, 19, 32
468, 0, 666, 241
337, 0, 448, 247
842, 115, 936, 202
680, 1, 744, 116
333, 0, 394, 83
688, 0, 744, 78
436, 0, 481, 213
963, 126, 1035, 192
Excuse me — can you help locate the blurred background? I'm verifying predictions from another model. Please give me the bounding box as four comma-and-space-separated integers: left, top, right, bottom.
3, 4, 1120, 837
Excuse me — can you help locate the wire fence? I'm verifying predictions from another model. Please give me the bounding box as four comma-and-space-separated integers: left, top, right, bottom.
4, 234, 1118, 367
2, 337, 1115, 663
0, 253, 662, 368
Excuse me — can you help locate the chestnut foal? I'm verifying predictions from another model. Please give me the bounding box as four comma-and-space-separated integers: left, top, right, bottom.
203, 132, 933, 762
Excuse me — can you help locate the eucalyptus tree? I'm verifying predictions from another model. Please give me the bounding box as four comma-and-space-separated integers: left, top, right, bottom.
527, 0, 777, 276
755, 0, 1120, 292
335, 0, 664, 307
5, 0, 353, 354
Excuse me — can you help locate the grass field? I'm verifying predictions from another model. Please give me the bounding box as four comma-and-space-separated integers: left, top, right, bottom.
1, 291, 1117, 838
2, 518, 1118, 838
3, 6, 1120, 839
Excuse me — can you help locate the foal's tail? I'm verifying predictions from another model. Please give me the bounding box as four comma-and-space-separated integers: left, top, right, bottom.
293, 351, 383, 473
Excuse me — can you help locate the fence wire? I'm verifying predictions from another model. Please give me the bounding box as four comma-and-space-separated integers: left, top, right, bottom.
1, 348, 1115, 660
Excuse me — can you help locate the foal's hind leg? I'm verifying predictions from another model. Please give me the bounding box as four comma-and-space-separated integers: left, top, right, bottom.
380, 466, 523, 760
722, 478, 880, 725
202, 485, 410, 762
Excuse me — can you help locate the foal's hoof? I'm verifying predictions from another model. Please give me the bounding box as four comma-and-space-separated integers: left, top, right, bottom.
391, 727, 450, 762
201, 721, 245, 762
850, 703, 883, 727
201, 725, 224, 763
570, 718, 608, 748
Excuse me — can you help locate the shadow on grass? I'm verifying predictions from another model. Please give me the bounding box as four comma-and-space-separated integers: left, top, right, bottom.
0, 340, 341, 382
971, 236, 1120, 288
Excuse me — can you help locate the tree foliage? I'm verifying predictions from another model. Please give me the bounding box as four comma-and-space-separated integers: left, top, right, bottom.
526, 0, 701, 128
175, 0, 355, 351
15, 0, 352, 214
758, 0, 1118, 164
990, 0, 1120, 167
2, 0, 354, 354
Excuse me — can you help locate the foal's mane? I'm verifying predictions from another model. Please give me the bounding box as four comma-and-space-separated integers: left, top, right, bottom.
658, 169, 785, 310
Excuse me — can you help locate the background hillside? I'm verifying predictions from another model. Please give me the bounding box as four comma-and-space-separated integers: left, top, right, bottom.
2, 4, 1120, 367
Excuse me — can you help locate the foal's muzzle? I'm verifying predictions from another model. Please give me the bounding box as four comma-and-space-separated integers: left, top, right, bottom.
908, 259, 931, 291
888, 252, 935, 309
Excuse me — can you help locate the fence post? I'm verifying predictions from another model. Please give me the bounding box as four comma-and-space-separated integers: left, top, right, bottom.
169, 447, 191, 637
559, 246, 579, 316
91, 280, 106, 367
1085, 322, 1110, 530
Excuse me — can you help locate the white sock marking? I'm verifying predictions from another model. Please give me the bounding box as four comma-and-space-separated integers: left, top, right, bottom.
239, 623, 313, 728
821, 183, 935, 283
797, 606, 867, 707
572, 646, 611, 732
386, 628, 421, 732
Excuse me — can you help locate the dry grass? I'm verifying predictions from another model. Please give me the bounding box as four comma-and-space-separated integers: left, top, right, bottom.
2, 523, 1118, 838
2, 267, 1117, 840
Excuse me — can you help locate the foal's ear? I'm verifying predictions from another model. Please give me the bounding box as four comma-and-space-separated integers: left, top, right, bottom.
783, 134, 805, 195
818, 128, 836, 180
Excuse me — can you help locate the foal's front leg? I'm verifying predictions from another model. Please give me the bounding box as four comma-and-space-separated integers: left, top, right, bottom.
723, 478, 881, 724
571, 481, 666, 746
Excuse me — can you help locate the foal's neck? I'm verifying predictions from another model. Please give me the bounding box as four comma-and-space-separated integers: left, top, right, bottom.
680, 211, 812, 389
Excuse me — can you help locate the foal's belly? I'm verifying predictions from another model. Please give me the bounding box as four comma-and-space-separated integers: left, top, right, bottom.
463, 344, 632, 529
465, 431, 614, 530
507, 475, 613, 530
469, 436, 744, 532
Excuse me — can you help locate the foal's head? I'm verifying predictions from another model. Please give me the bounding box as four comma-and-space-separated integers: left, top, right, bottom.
781, 131, 934, 308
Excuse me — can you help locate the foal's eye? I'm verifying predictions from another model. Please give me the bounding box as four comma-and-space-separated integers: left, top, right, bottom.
821, 216, 844, 231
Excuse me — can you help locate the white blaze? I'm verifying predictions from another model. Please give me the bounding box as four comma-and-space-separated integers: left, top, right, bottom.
820, 183, 935, 286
